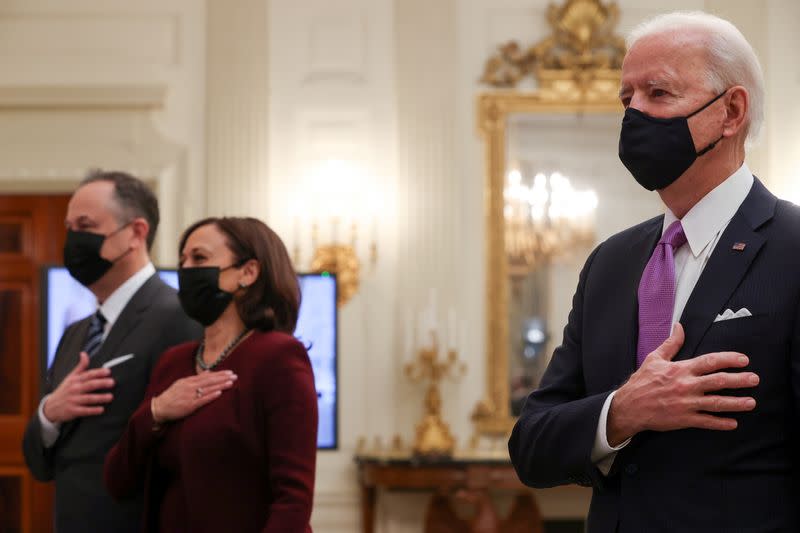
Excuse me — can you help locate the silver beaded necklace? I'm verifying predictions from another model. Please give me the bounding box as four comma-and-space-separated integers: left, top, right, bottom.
195, 329, 250, 371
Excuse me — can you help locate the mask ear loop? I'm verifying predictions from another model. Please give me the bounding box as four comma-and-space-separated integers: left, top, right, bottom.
105, 220, 136, 263
686, 89, 729, 118
221, 257, 254, 291
697, 135, 724, 156
219, 257, 252, 273
689, 89, 729, 156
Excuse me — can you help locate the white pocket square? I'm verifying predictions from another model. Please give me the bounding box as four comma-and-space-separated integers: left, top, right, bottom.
714, 308, 752, 323
102, 353, 135, 369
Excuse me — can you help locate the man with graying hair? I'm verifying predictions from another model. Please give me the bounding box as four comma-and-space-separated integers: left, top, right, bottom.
23, 170, 200, 533
509, 11, 800, 532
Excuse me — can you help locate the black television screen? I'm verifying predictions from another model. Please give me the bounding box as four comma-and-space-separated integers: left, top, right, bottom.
41, 266, 338, 449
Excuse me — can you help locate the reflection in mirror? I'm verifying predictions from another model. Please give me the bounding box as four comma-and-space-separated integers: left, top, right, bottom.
504, 112, 662, 414
509, 267, 550, 416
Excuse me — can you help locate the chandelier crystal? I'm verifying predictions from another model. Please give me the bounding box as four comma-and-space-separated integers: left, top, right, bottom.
504, 169, 598, 277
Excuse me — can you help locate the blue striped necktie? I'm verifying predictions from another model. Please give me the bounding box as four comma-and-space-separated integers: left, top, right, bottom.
83, 310, 107, 358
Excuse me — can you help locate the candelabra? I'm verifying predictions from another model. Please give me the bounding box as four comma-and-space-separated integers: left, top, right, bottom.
404, 332, 466, 458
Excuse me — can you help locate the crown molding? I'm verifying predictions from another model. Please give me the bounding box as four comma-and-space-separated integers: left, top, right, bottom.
0, 85, 167, 110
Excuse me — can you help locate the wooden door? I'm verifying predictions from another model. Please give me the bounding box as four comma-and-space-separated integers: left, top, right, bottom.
0, 195, 70, 533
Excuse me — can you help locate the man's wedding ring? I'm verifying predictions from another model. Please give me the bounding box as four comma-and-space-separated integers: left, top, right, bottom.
195, 387, 204, 398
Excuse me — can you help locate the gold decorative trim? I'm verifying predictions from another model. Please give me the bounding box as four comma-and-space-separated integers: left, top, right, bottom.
310, 244, 360, 307
481, 0, 625, 103
468, 0, 628, 441
474, 92, 621, 440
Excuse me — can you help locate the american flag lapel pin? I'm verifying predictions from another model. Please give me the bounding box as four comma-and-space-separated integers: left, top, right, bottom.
732, 242, 746, 251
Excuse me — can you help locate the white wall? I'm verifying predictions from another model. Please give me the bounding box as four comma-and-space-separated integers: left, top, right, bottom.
763, 0, 800, 201
205, 0, 270, 217
0, 0, 206, 264
266, 1, 398, 529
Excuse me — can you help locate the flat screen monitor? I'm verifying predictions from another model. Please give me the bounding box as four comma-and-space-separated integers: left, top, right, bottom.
41, 266, 338, 449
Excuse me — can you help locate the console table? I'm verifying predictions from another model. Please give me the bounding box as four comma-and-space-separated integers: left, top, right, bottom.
355, 455, 543, 533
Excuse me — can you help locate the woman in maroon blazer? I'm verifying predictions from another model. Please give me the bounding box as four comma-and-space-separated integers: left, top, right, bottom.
104, 216, 317, 532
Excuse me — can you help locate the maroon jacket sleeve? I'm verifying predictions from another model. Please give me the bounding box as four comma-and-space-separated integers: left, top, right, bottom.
260, 339, 318, 533
103, 346, 183, 500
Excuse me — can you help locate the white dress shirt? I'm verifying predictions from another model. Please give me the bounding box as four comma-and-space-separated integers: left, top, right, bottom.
39, 262, 156, 447
591, 164, 755, 475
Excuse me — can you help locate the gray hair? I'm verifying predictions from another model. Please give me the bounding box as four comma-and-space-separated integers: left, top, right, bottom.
627, 11, 765, 145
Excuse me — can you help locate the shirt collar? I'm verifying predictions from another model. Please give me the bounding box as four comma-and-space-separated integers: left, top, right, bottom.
98, 262, 156, 327
663, 163, 754, 258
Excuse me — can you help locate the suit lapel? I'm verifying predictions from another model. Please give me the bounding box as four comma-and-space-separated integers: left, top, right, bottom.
89, 273, 163, 369
676, 178, 775, 360
51, 318, 92, 386
52, 316, 95, 444
57, 274, 166, 445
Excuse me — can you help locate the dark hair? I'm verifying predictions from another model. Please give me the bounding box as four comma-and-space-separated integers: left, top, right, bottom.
80, 170, 160, 250
179, 217, 300, 333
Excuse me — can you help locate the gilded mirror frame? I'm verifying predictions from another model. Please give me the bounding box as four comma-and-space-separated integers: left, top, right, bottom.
471, 0, 626, 439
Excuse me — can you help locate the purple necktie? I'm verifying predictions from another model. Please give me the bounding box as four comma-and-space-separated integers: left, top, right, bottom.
637, 220, 687, 367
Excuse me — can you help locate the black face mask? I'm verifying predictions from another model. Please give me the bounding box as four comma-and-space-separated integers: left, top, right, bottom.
178, 263, 243, 327
63, 224, 132, 287
618, 90, 727, 191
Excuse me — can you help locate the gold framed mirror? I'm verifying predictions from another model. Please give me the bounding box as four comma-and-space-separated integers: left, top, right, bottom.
471, 0, 629, 440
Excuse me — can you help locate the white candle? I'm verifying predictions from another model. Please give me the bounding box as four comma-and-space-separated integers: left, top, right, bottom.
311, 219, 319, 248
404, 308, 414, 360
459, 322, 467, 360
428, 288, 438, 340
417, 309, 428, 350
447, 307, 456, 352
367, 187, 380, 245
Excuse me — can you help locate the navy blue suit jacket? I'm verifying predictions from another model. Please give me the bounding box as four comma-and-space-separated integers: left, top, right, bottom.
509, 179, 800, 532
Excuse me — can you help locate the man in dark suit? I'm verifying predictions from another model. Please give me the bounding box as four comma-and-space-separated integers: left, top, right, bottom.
509, 12, 800, 532
23, 170, 200, 533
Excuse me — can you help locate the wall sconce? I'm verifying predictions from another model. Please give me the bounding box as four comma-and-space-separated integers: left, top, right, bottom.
293, 159, 379, 306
